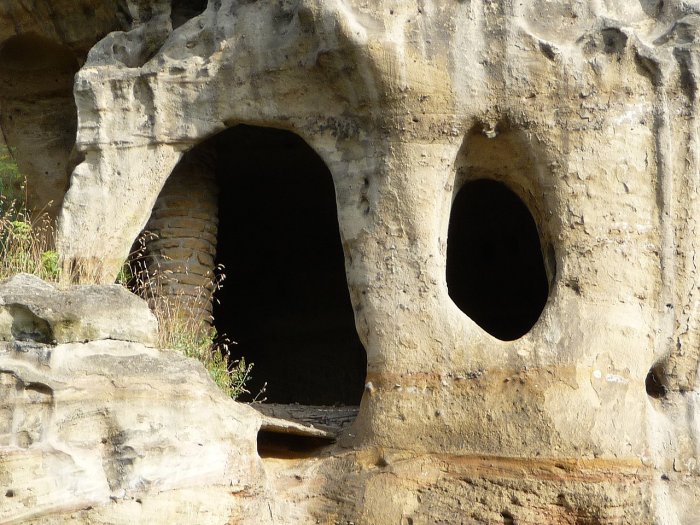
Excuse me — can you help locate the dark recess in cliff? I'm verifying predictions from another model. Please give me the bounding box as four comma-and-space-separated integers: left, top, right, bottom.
447, 179, 549, 341
212, 125, 366, 405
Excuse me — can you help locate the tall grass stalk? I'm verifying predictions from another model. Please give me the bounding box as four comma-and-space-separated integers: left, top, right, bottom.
0, 199, 59, 282
0, 145, 59, 281
124, 235, 263, 401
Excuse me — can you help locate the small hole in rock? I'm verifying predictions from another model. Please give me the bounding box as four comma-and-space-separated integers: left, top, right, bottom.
5, 490, 15, 498
257, 431, 333, 459
645, 364, 667, 399
601, 28, 628, 54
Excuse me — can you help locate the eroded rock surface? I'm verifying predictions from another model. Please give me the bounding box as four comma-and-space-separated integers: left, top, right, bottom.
0, 0, 698, 523
0, 1, 132, 219
0, 274, 266, 524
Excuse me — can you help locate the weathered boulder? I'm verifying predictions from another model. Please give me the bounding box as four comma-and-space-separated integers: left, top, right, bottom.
0, 274, 267, 524
0, 273, 158, 345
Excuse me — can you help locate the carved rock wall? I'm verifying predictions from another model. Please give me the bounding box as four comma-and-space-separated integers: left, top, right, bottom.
0, 0, 696, 523
0, 1, 128, 219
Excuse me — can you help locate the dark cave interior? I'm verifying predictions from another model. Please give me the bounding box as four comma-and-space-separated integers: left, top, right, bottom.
211, 125, 366, 405
446, 179, 549, 341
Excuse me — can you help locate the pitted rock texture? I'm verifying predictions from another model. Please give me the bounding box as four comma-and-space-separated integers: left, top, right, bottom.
0, 0, 217, 220
0, 0, 696, 523
0, 1, 131, 219
133, 146, 219, 323
0, 275, 266, 524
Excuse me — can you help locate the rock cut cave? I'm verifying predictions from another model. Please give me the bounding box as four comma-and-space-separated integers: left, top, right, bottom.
5, 1, 700, 522
139, 125, 367, 406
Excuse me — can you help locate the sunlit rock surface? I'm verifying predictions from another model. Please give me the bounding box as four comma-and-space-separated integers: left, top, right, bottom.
0, 0, 698, 523
0, 274, 266, 524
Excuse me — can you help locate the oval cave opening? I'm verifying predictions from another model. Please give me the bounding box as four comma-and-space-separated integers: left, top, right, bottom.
446, 179, 549, 341
137, 125, 367, 408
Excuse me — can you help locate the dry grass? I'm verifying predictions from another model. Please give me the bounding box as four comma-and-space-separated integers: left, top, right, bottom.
0, 148, 258, 400
1, 145, 59, 281
123, 233, 264, 401
156, 308, 258, 400
0, 198, 59, 282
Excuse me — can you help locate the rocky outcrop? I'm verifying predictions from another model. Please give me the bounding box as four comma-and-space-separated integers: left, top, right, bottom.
0, 274, 266, 524
0, 273, 158, 345
1, 0, 697, 523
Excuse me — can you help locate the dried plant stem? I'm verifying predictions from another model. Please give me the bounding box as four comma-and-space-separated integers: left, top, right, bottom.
124, 232, 263, 401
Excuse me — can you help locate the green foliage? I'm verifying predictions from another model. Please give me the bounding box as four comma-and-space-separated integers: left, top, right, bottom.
157, 314, 257, 400
116, 260, 133, 286
228, 357, 256, 400
9, 219, 31, 239
41, 250, 60, 280
0, 145, 24, 210
0, 210, 58, 282
127, 242, 259, 401
0, 146, 59, 282
186, 340, 254, 401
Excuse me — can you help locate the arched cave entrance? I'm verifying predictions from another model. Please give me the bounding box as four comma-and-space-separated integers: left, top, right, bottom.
0, 33, 80, 220
213, 126, 366, 405
141, 125, 366, 407
446, 179, 549, 341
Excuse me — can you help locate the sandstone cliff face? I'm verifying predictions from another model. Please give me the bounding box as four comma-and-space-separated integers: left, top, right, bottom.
0, 0, 698, 523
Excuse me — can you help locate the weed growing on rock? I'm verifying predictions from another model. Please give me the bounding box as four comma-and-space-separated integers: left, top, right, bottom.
0, 203, 58, 280
124, 234, 263, 401
0, 145, 258, 401
0, 144, 23, 203
0, 145, 59, 281
155, 309, 258, 401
